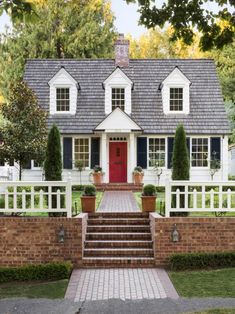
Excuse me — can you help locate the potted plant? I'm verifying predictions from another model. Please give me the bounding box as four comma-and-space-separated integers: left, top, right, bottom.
141, 184, 157, 212
81, 185, 96, 213
133, 166, 144, 184
91, 165, 104, 184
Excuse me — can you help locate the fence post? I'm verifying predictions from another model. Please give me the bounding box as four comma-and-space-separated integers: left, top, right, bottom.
165, 177, 171, 217
66, 173, 72, 218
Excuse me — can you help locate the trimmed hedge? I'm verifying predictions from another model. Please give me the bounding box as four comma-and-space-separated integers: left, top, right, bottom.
0, 262, 72, 283
169, 252, 235, 271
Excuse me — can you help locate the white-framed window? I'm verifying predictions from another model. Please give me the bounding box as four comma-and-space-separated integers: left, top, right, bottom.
191, 138, 209, 167
56, 88, 70, 112
170, 87, 183, 111
112, 88, 125, 111
74, 138, 90, 168
162, 67, 190, 115
148, 138, 166, 168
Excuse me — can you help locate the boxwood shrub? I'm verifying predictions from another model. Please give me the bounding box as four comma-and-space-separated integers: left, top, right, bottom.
0, 262, 72, 283
169, 252, 235, 271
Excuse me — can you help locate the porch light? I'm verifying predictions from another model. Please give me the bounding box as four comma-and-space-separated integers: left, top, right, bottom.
172, 224, 180, 242
58, 225, 65, 243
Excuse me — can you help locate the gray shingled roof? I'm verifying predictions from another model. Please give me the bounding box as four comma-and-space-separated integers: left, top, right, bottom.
24, 59, 230, 135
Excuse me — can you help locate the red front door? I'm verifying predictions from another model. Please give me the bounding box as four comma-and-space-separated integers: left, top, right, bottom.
109, 142, 127, 183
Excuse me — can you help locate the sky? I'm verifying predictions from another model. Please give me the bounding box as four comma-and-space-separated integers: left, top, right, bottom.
0, 1, 147, 37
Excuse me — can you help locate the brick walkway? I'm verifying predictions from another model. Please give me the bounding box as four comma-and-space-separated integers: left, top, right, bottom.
98, 191, 140, 212
65, 268, 178, 302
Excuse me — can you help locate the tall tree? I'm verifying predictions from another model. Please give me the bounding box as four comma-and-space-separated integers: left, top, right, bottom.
0, 0, 116, 99
44, 124, 62, 181
0, 81, 47, 180
126, 0, 235, 51
128, 27, 204, 59
172, 124, 190, 181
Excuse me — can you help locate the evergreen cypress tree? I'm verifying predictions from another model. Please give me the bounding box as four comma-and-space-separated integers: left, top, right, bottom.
44, 124, 62, 181
171, 124, 190, 216
172, 124, 190, 180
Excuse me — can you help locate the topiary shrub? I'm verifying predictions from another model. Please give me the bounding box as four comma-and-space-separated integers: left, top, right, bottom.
0, 262, 73, 283
143, 184, 156, 196
169, 252, 235, 271
133, 166, 143, 173
83, 185, 96, 196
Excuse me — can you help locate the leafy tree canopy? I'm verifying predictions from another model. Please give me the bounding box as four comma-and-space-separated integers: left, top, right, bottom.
0, 81, 47, 179
0, 0, 116, 99
126, 0, 235, 51
0, 0, 37, 23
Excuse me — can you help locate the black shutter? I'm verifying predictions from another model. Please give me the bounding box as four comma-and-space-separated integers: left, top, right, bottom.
90, 138, 100, 169
23, 160, 31, 169
211, 137, 221, 162
167, 137, 174, 169
186, 137, 190, 158
63, 137, 73, 169
137, 137, 147, 169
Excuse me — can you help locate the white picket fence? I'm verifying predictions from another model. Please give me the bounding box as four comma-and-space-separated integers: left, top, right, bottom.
0, 180, 72, 217
165, 180, 235, 217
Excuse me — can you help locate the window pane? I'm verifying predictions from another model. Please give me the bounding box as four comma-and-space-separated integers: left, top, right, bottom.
169, 88, 183, 111
112, 88, 125, 111
56, 88, 70, 111
74, 138, 89, 167
148, 138, 165, 167
191, 138, 208, 167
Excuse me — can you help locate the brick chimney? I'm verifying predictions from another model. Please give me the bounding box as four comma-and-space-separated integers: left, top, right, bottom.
115, 34, 130, 68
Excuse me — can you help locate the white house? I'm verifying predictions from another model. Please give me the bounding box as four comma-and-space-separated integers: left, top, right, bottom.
0, 34, 230, 184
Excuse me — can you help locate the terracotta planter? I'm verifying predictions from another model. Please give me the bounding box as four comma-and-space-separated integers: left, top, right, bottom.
133, 172, 144, 184
92, 172, 103, 184
141, 195, 157, 212
81, 196, 96, 213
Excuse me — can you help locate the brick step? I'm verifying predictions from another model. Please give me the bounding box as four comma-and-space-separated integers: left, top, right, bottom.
88, 212, 148, 219
87, 225, 150, 233
83, 248, 154, 257
87, 218, 150, 225
85, 240, 153, 249
86, 232, 152, 241
82, 257, 155, 268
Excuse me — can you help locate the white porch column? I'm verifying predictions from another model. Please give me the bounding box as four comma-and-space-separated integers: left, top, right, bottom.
128, 133, 135, 183
222, 135, 229, 181
101, 132, 108, 183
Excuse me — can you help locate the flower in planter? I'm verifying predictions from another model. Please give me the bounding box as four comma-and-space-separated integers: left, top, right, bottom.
133, 166, 144, 184
90, 165, 104, 184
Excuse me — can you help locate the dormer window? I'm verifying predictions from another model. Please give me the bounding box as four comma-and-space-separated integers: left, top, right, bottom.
103, 68, 133, 114
170, 88, 183, 111
112, 88, 125, 111
48, 67, 77, 115
161, 67, 191, 115
56, 88, 70, 112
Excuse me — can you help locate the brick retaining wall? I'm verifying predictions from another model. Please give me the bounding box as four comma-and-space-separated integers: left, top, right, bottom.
1, 214, 235, 268
150, 213, 235, 266
0, 214, 87, 267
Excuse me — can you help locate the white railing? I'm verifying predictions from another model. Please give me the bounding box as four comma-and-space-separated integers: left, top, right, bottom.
0, 180, 72, 217
165, 179, 235, 217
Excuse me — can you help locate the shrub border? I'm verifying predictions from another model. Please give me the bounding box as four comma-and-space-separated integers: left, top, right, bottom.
169, 252, 235, 271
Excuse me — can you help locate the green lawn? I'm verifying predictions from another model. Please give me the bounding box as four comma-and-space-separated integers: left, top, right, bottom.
0, 279, 68, 299
169, 268, 235, 298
